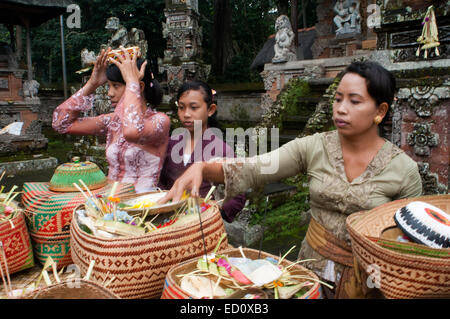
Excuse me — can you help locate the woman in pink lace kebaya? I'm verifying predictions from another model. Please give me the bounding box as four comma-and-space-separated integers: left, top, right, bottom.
52, 47, 170, 193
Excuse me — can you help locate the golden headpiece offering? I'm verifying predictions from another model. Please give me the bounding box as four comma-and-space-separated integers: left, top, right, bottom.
107, 46, 141, 63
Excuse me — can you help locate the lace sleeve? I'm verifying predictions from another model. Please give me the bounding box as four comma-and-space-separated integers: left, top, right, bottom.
221, 137, 311, 201
121, 82, 171, 145
52, 87, 107, 135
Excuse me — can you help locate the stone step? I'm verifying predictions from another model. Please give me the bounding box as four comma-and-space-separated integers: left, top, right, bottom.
353, 49, 373, 55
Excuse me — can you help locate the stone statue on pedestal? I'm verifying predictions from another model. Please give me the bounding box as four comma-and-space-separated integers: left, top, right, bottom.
333, 0, 361, 36
23, 79, 40, 100
272, 15, 297, 63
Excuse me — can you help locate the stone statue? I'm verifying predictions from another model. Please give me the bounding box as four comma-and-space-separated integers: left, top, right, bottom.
103, 17, 148, 59
105, 17, 130, 49
333, 0, 361, 36
23, 79, 40, 100
80, 48, 96, 67
272, 15, 297, 64
129, 27, 148, 60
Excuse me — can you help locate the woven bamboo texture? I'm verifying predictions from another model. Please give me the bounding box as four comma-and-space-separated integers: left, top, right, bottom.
49, 161, 107, 192
21, 279, 120, 299
22, 182, 134, 268
346, 194, 450, 299
0, 211, 34, 275
70, 203, 229, 299
161, 247, 323, 299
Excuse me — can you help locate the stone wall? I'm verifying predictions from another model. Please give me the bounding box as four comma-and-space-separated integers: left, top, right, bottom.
216, 90, 265, 124
0, 157, 58, 175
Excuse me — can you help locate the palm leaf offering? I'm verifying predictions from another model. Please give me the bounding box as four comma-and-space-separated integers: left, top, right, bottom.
175, 240, 332, 299
416, 5, 440, 59
74, 181, 214, 238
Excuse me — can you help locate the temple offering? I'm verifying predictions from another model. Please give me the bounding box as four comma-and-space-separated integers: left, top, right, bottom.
107, 46, 141, 62
70, 186, 229, 298
161, 246, 326, 299
0, 171, 34, 288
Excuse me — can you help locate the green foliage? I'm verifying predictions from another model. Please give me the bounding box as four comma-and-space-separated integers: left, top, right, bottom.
250, 175, 310, 243
256, 78, 311, 131
279, 78, 311, 116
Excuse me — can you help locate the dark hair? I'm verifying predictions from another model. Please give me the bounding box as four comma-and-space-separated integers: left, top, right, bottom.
176, 80, 221, 130
342, 61, 396, 126
106, 58, 163, 107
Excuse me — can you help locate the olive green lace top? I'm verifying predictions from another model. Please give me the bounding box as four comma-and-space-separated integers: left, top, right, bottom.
221, 130, 422, 282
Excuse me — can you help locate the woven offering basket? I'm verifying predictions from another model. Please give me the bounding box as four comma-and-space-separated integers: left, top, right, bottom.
21, 279, 120, 299
0, 210, 34, 275
346, 194, 450, 299
161, 247, 323, 299
22, 182, 134, 268
70, 201, 229, 299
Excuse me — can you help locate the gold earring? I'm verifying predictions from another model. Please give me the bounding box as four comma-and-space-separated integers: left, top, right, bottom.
374, 116, 382, 125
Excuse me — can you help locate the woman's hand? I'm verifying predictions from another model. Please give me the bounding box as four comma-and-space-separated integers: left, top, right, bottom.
88, 48, 109, 87
108, 45, 147, 84
158, 162, 205, 204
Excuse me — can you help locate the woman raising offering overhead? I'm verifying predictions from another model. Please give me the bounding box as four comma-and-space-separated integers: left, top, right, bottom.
159, 61, 423, 298
52, 46, 170, 193
158, 80, 246, 223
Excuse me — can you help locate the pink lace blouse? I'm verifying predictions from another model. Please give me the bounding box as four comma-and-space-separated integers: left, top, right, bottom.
52, 82, 170, 193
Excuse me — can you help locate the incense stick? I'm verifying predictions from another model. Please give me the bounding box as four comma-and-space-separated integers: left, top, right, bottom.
73, 183, 90, 201
0, 242, 12, 294
0, 250, 9, 296
84, 259, 96, 281
52, 263, 61, 283
109, 181, 119, 198
79, 179, 103, 212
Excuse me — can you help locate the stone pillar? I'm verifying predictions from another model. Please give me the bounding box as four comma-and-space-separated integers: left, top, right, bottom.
158, 0, 211, 102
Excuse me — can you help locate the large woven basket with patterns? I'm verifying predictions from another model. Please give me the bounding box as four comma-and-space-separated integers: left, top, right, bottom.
0, 210, 34, 275
22, 182, 134, 268
70, 202, 229, 299
346, 194, 450, 299
21, 279, 120, 299
49, 158, 107, 192
161, 247, 322, 299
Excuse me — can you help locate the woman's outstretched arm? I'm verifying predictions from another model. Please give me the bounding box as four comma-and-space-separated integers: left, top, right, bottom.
52, 49, 110, 136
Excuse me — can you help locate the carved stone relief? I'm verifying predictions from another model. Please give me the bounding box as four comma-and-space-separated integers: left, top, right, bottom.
407, 123, 439, 157
418, 162, 448, 195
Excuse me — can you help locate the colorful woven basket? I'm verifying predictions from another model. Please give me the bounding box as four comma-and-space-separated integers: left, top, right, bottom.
346, 194, 450, 299
21, 279, 120, 299
0, 211, 34, 275
70, 202, 229, 299
161, 247, 323, 300
22, 182, 134, 268
49, 157, 107, 192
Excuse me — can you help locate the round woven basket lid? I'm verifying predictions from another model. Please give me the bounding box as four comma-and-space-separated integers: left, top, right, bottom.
49, 157, 107, 192
394, 201, 450, 249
